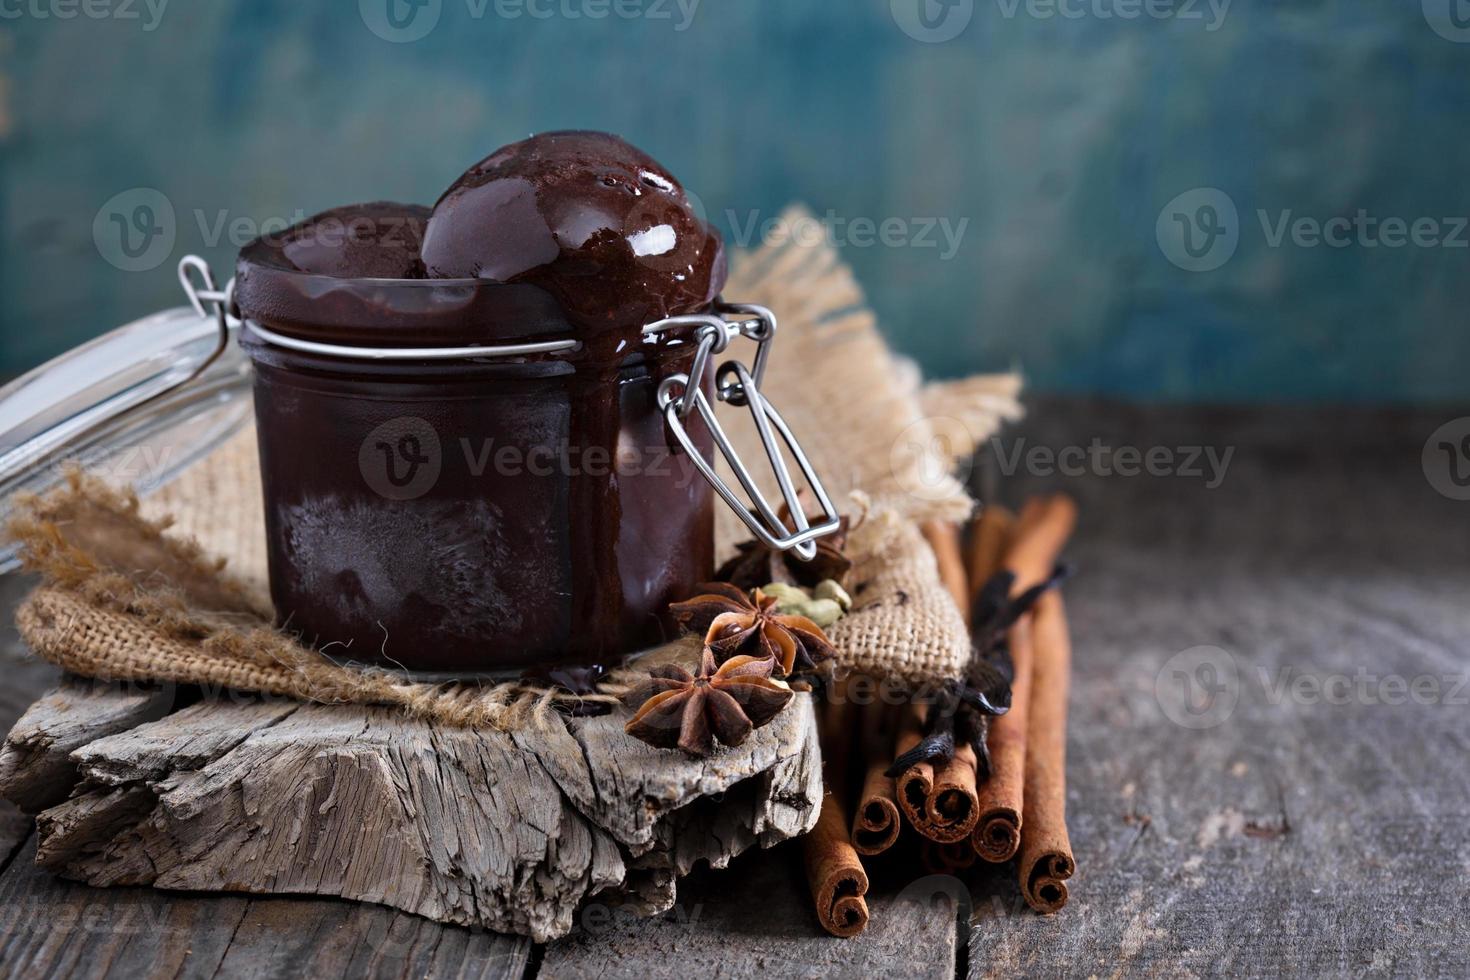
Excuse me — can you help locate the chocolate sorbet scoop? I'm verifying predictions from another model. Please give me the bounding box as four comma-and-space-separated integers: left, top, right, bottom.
268, 202, 429, 280
420, 131, 727, 343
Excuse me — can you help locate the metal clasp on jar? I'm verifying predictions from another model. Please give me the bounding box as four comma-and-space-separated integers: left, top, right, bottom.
643, 304, 841, 562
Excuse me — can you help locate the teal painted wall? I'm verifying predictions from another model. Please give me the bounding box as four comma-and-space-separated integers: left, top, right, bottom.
2, 0, 1467, 402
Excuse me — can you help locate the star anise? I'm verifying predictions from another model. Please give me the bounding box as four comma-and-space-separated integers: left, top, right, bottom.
623, 647, 794, 756
715, 495, 853, 591
669, 582, 838, 676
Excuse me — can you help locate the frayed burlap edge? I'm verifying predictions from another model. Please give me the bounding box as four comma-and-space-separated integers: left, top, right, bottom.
7, 471, 641, 731
8, 468, 976, 723
825, 507, 971, 686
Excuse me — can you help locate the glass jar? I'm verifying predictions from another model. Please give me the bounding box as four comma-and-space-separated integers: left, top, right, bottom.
0, 256, 842, 679
234, 258, 718, 674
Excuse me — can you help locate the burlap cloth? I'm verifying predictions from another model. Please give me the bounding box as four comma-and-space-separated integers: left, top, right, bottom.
9, 206, 1021, 731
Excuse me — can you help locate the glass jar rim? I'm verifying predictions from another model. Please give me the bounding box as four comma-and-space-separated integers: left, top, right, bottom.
235, 248, 587, 351
233, 250, 719, 358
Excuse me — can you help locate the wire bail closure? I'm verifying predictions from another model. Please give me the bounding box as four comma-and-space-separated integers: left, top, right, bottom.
96, 255, 239, 419
177, 256, 234, 380
646, 304, 841, 562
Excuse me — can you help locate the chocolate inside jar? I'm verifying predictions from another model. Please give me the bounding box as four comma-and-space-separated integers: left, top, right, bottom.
233, 132, 727, 676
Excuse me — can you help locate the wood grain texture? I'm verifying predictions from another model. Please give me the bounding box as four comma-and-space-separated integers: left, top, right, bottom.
0, 679, 174, 813
540, 844, 961, 980
0, 834, 533, 980
0, 576, 60, 735
0, 573, 60, 889
198, 894, 531, 980
0, 836, 254, 980
965, 400, 1470, 977
1, 689, 821, 944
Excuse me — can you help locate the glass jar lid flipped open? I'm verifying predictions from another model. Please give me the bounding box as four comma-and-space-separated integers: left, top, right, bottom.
0, 259, 252, 573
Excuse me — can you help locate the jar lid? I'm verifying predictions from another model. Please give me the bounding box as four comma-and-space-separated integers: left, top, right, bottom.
0, 260, 252, 572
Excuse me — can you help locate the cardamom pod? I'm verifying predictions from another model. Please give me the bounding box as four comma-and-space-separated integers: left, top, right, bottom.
813, 579, 852, 612
761, 581, 844, 628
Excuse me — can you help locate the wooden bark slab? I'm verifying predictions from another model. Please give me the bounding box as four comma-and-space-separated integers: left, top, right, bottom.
0, 679, 173, 814
0, 682, 820, 943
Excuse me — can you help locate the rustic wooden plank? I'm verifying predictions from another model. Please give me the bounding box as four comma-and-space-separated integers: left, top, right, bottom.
0, 807, 26, 873
540, 842, 961, 979
0, 574, 60, 735
0, 685, 790, 977
202, 895, 532, 980
0, 572, 61, 881
0, 833, 533, 980
963, 401, 1470, 977
0, 835, 253, 979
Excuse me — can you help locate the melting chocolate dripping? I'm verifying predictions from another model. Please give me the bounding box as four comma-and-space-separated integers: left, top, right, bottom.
564, 365, 625, 663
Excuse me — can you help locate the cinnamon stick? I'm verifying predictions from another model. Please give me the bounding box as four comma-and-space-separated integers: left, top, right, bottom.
923, 742, 980, 843
806, 803, 871, 935
910, 520, 983, 843
1007, 495, 1078, 589
971, 616, 1031, 862
1017, 588, 1075, 913
891, 672, 980, 844
919, 834, 981, 876
920, 520, 970, 622
806, 792, 871, 936
892, 702, 935, 834
970, 495, 1076, 862
937, 839, 979, 874
850, 703, 902, 856
805, 684, 870, 936
964, 505, 1015, 612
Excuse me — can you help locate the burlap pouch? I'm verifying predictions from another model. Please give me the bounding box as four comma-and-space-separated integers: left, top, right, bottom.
8, 206, 1021, 729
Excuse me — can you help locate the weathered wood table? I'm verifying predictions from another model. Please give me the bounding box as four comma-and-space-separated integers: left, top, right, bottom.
2, 401, 1467, 978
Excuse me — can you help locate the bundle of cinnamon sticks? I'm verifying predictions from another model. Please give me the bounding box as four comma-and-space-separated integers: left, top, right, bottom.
803, 494, 1078, 935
